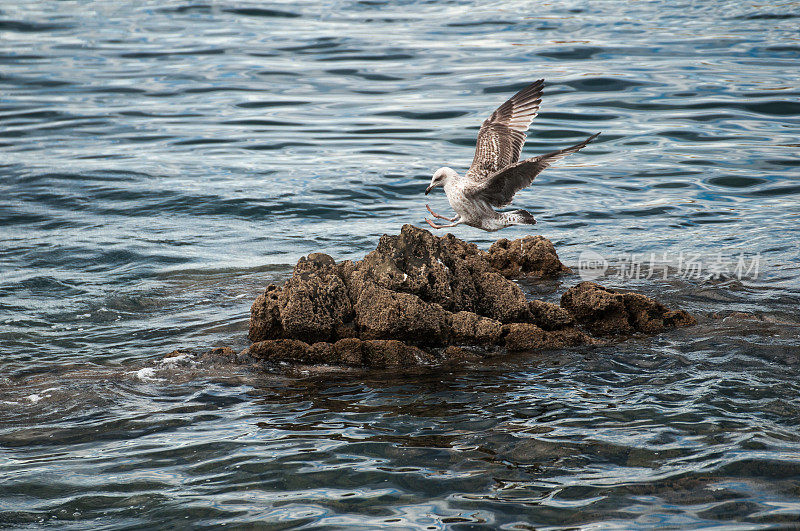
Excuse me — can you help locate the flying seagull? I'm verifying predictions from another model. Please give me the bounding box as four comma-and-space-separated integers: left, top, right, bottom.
424, 79, 600, 231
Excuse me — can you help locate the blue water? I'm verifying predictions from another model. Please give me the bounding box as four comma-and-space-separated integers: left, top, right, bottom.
2, 1, 800, 528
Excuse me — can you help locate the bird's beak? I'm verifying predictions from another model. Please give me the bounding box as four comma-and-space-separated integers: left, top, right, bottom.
424, 185, 432, 195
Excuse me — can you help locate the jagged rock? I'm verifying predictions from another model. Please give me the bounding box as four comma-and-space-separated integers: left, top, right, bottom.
561, 282, 631, 335
475, 272, 532, 323
278, 253, 353, 343
333, 338, 366, 366
502, 323, 589, 351
207, 346, 236, 357
488, 236, 570, 278
528, 299, 576, 330
248, 339, 312, 363
248, 284, 284, 341
444, 345, 482, 362
362, 339, 435, 368
246, 337, 433, 368
248, 254, 354, 344
450, 311, 503, 343
242, 226, 695, 369
346, 224, 487, 313
561, 281, 696, 336
165, 349, 193, 358
620, 292, 693, 333
353, 282, 449, 343
307, 342, 337, 363
502, 323, 547, 351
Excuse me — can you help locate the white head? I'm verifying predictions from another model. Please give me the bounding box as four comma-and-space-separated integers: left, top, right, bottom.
425, 167, 458, 195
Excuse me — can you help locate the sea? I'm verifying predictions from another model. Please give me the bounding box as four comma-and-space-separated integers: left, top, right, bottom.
1, 1, 799, 528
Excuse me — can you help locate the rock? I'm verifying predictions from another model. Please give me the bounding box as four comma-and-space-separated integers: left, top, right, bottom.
333, 338, 365, 366
444, 345, 481, 362
278, 253, 353, 343
207, 346, 236, 357
353, 283, 449, 344
475, 272, 532, 323
249, 254, 354, 344
450, 311, 503, 343
488, 236, 570, 278
347, 224, 487, 313
194, 347, 238, 365
362, 340, 435, 368
248, 254, 355, 344
240, 226, 695, 370
663, 310, 697, 328
561, 282, 631, 335
621, 292, 695, 333
717, 311, 760, 322
307, 342, 337, 363
334, 322, 359, 339
248, 284, 284, 341
248, 339, 312, 362
245, 337, 434, 368
528, 299, 576, 330
561, 281, 696, 336
502, 323, 547, 351
502, 323, 589, 351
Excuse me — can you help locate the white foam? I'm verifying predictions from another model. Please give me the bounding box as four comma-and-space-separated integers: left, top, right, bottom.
135, 368, 160, 381
160, 353, 194, 367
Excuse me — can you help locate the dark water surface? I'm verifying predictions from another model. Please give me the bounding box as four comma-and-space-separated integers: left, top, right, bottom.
2, 1, 800, 528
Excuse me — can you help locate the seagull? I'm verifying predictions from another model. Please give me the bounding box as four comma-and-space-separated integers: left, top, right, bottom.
424, 79, 600, 231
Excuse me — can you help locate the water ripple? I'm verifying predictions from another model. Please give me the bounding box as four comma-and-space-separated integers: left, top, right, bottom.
1, 0, 800, 527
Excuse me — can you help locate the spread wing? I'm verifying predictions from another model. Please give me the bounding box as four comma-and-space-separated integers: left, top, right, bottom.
466, 133, 600, 207
467, 79, 544, 180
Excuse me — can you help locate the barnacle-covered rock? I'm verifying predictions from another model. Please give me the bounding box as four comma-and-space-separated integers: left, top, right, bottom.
241, 226, 695, 370
561, 281, 696, 336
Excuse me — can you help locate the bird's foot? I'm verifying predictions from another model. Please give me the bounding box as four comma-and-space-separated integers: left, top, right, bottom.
425, 218, 459, 229
426, 204, 457, 222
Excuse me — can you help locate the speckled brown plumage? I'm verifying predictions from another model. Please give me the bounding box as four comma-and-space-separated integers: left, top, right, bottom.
468, 79, 544, 180
467, 132, 601, 208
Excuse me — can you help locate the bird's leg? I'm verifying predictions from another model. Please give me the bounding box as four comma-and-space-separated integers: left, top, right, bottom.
426, 204, 458, 222
425, 218, 461, 230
